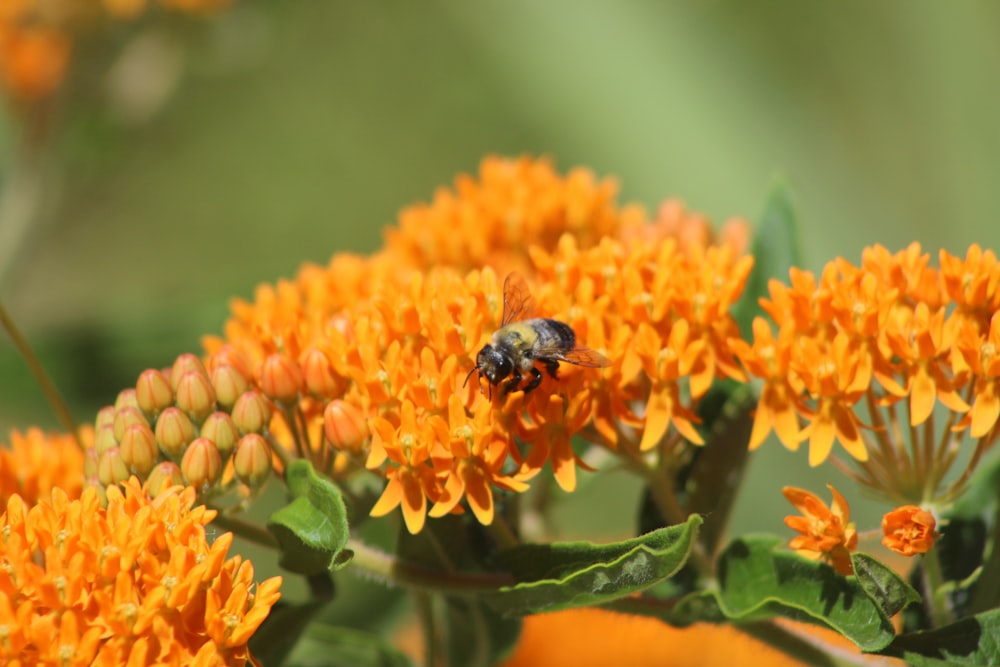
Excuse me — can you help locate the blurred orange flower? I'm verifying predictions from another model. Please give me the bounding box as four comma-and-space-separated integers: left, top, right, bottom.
882, 505, 938, 556
0, 427, 89, 506
782, 484, 857, 575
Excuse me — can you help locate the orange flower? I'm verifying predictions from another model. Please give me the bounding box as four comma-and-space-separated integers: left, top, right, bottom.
882, 505, 938, 556
0, 478, 281, 665
782, 484, 857, 575
0, 427, 89, 506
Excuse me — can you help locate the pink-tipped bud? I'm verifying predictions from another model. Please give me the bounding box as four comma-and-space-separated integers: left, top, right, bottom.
175, 371, 217, 422
145, 461, 184, 496
83, 448, 99, 479
114, 389, 140, 412
95, 406, 116, 431
119, 423, 158, 476
113, 406, 149, 442
181, 437, 222, 492
170, 354, 208, 389
301, 347, 342, 398
136, 369, 174, 416
211, 364, 249, 410
323, 399, 369, 454
200, 411, 240, 460
97, 448, 130, 487
232, 391, 272, 434
154, 407, 196, 459
258, 353, 303, 403
233, 433, 272, 488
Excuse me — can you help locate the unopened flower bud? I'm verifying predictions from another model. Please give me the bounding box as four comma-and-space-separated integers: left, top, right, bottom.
155, 407, 195, 459
232, 391, 272, 434
145, 461, 184, 496
323, 400, 369, 454
258, 353, 303, 403
170, 353, 208, 390
211, 364, 249, 410
175, 371, 217, 422
136, 369, 174, 416
208, 344, 253, 380
83, 448, 99, 479
115, 389, 140, 412
119, 423, 158, 476
233, 433, 272, 488
200, 411, 240, 460
97, 447, 130, 487
95, 406, 116, 431
181, 437, 223, 492
94, 425, 119, 456
113, 406, 149, 442
301, 347, 342, 397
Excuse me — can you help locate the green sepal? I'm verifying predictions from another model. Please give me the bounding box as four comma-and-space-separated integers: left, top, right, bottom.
883, 608, 1000, 666
484, 514, 702, 616
733, 179, 803, 339
268, 459, 351, 575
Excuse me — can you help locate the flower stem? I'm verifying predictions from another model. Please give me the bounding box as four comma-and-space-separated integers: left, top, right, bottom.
0, 300, 80, 447
208, 508, 280, 549
920, 547, 950, 628
414, 591, 443, 667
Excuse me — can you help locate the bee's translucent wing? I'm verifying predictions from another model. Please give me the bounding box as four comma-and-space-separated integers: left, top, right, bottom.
549, 346, 611, 368
501, 272, 535, 326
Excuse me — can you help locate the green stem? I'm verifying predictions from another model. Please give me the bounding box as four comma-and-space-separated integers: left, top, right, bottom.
920, 547, 950, 628
208, 507, 280, 549
348, 537, 514, 594
414, 591, 442, 667
0, 300, 80, 447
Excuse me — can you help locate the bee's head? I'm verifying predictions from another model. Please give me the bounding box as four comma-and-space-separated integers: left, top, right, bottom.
474, 344, 511, 385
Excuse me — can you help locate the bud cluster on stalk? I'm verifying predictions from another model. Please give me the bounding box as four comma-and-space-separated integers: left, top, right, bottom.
84, 350, 276, 499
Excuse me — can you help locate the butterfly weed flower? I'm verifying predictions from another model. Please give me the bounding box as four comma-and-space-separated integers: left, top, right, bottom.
782, 484, 858, 576
736, 243, 1000, 506
0, 427, 90, 506
881, 505, 939, 557
0, 478, 281, 665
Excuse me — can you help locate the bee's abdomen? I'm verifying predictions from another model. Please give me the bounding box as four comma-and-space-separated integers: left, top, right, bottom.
530, 318, 576, 351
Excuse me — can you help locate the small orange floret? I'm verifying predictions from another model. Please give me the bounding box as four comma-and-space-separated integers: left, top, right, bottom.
882, 505, 938, 556
782, 484, 858, 575
0, 427, 89, 506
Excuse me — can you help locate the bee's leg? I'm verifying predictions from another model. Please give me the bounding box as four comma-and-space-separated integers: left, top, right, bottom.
523, 367, 544, 393
501, 371, 522, 397
543, 359, 560, 379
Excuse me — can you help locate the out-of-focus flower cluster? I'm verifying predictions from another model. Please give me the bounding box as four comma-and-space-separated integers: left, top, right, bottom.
0, 427, 90, 506
734, 243, 1000, 504
0, 0, 231, 102
0, 479, 281, 666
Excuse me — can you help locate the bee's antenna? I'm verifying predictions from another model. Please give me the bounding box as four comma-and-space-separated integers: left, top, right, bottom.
463, 367, 478, 388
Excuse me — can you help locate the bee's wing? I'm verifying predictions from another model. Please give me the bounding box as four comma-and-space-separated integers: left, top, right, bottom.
545, 346, 611, 368
501, 272, 535, 326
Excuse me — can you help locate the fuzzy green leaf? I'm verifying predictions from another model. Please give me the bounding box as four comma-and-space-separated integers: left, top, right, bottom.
852, 552, 921, 618
268, 459, 351, 575
485, 515, 701, 616
883, 609, 1000, 666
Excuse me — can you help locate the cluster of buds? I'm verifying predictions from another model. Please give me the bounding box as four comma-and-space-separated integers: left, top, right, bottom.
85, 349, 275, 500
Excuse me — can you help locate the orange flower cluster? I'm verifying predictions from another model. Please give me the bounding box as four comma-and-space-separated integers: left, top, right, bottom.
0, 0, 231, 102
205, 156, 752, 533
0, 427, 89, 506
0, 479, 281, 666
881, 505, 938, 557
734, 243, 1000, 503
782, 485, 858, 576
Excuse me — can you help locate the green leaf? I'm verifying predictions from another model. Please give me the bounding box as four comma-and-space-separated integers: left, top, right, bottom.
291, 625, 415, 667
852, 553, 922, 618
734, 179, 803, 339
484, 514, 702, 616
710, 537, 904, 651
268, 459, 351, 575
883, 608, 1000, 666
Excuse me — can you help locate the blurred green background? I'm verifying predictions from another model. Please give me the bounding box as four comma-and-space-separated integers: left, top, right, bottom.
1, 1, 998, 571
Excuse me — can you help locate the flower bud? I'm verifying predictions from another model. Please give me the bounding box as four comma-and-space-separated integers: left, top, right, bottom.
200, 411, 240, 460
211, 364, 249, 410
154, 407, 195, 459
208, 344, 253, 380
323, 399, 369, 454
181, 437, 223, 492
882, 505, 938, 556
301, 347, 341, 398
233, 433, 272, 488
95, 405, 116, 431
258, 353, 303, 403
114, 389, 140, 412
136, 369, 174, 416
113, 406, 149, 442
232, 391, 272, 434
83, 448, 99, 479
97, 447, 130, 487
170, 353, 208, 390
119, 423, 158, 476
175, 371, 217, 422
94, 425, 119, 456
144, 461, 184, 496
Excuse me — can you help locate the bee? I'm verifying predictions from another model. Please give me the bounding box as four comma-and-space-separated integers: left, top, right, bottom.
465, 273, 609, 397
